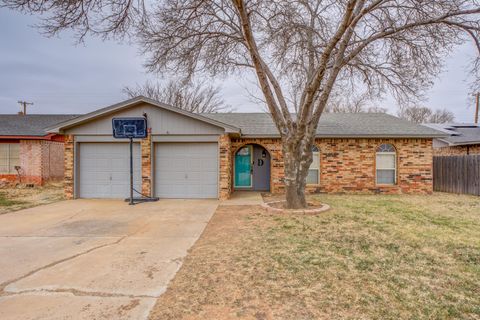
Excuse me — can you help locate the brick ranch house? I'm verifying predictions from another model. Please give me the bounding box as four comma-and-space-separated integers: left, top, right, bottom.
0, 114, 77, 185
45, 96, 445, 200
423, 123, 480, 155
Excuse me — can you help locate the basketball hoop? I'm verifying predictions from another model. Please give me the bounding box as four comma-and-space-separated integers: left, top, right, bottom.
112, 117, 158, 205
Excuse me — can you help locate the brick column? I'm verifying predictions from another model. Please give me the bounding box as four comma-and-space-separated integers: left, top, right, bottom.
141, 129, 153, 196
64, 135, 74, 199
219, 134, 232, 200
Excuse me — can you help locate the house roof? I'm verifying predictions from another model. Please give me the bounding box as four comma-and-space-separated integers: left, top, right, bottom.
204, 112, 446, 138
423, 123, 480, 146
35, 96, 445, 138
0, 114, 79, 137
46, 96, 240, 134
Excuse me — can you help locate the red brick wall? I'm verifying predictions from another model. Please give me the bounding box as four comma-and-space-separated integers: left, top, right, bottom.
433, 144, 480, 156
228, 137, 433, 196
317, 138, 432, 194
141, 130, 152, 196
14, 140, 66, 185
61, 134, 433, 199
0, 174, 18, 183
42, 141, 65, 181
64, 135, 74, 199
19, 140, 43, 184
219, 134, 232, 200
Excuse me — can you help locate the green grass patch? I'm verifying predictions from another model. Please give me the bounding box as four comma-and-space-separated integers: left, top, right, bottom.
0, 192, 26, 207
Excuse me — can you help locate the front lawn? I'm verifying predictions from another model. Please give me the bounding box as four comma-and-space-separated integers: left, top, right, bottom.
150, 193, 480, 319
0, 183, 64, 214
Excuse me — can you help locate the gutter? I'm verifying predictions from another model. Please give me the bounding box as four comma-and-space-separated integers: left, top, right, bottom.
239, 134, 448, 139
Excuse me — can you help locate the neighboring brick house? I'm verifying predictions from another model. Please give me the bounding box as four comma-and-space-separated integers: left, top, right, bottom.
423, 123, 480, 155
0, 114, 78, 185
46, 96, 445, 200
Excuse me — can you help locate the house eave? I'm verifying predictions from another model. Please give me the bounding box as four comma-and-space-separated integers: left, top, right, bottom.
437, 139, 480, 147
0, 133, 59, 140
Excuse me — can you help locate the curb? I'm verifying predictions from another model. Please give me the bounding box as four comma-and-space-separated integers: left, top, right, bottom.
261, 200, 331, 214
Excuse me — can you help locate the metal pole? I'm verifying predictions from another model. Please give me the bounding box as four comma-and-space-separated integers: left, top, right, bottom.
475, 92, 479, 124
129, 137, 134, 205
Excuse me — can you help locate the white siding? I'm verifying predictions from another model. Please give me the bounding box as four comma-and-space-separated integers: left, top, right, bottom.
65, 103, 224, 135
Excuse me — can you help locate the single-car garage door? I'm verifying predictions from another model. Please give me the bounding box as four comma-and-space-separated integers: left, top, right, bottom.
78, 143, 141, 198
155, 143, 218, 198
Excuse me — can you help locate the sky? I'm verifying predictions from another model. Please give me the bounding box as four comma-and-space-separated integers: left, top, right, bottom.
0, 9, 478, 122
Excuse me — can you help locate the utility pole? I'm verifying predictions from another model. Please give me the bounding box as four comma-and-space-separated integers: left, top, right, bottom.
17, 100, 33, 115
475, 92, 479, 124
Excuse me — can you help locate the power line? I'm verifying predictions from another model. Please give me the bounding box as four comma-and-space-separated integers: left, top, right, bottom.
17, 100, 34, 115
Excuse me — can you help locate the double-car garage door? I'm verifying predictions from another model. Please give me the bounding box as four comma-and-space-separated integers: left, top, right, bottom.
78, 142, 218, 199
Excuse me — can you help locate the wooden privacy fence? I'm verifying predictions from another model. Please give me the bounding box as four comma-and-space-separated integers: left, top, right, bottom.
433, 155, 480, 196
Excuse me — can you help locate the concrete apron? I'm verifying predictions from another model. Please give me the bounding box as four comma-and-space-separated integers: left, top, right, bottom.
0, 199, 218, 320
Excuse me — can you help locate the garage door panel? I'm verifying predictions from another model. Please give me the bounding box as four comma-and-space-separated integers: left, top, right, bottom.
96, 184, 111, 195
187, 172, 202, 182
79, 143, 141, 199
155, 143, 218, 199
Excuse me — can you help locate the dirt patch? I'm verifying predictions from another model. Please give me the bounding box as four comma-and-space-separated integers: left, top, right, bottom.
261, 194, 329, 214
149, 194, 480, 319
117, 299, 141, 316
0, 182, 64, 214
263, 199, 329, 215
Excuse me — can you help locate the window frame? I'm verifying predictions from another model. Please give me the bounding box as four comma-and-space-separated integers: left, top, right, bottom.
0, 143, 20, 174
375, 144, 397, 186
306, 145, 320, 186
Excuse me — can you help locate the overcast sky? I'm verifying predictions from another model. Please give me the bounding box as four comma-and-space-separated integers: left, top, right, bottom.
0, 9, 478, 122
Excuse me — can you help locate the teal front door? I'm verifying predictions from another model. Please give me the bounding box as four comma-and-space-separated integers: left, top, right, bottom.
235, 146, 252, 188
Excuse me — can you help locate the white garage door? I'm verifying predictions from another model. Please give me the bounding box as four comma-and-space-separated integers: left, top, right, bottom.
155, 143, 218, 198
78, 143, 141, 198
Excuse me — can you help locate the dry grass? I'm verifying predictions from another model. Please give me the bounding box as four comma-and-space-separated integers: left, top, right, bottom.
150, 193, 480, 320
0, 182, 64, 214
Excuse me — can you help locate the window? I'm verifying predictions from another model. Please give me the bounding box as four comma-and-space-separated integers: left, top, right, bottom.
0, 143, 20, 174
306, 145, 320, 184
376, 144, 396, 185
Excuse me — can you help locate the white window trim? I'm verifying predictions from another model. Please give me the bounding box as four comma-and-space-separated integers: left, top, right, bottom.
376, 150, 397, 185
307, 147, 320, 185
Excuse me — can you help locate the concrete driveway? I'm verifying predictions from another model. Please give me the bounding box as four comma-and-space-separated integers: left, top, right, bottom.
0, 199, 218, 320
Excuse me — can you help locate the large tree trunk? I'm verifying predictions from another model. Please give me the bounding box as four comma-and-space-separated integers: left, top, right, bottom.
282, 135, 313, 209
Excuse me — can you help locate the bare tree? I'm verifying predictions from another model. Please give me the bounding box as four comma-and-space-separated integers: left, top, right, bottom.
398, 106, 455, 123
397, 106, 433, 123
124, 80, 232, 113
3, 0, 479, 208
325, 93, 387, 113
366, 106, 388, 113
428, 108, 456, 123
325, 94, 368, 113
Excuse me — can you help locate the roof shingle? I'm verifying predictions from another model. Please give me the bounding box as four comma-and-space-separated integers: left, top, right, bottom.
204, 113, 445, 138
0, 114, 79, 136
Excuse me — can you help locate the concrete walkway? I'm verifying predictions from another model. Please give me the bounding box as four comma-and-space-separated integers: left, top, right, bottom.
221, 191, 264, 205
0, 199, 218, 320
